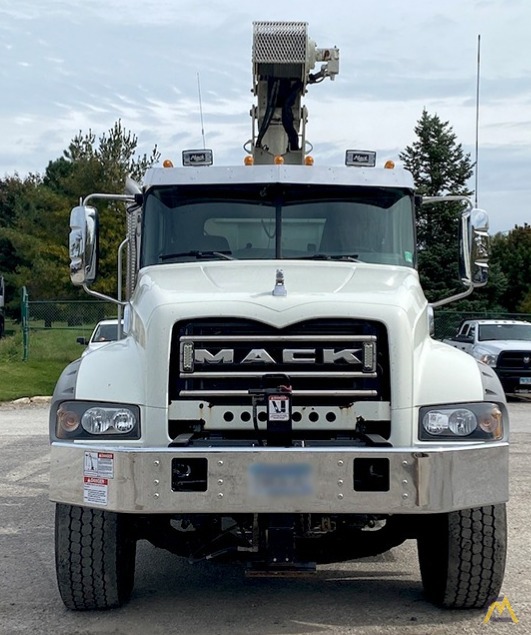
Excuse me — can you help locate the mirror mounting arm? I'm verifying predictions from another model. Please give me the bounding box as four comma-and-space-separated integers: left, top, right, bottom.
420, 195, 489, 307
83, 193, 135, 206
81, 284, 127, 307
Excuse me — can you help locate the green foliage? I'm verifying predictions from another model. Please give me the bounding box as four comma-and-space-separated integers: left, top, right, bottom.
453, 260, 509, 313
0, 174, 68, 315
490, 225, 531, 312
400, 109, 473, 303
0, 120, 160, 301
0, 177, 24, 314
0, 177, 71, 299
0, 327, 82, 401
0, 360, 72, 401
400, 109, 473, 198
63, 120, 160, 189
59, 120, 160, 297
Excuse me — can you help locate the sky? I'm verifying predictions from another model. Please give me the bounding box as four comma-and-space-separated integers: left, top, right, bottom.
1, 0, 530, 235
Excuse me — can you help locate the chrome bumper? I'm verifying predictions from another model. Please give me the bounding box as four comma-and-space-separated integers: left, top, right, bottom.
49, 443, 509, 514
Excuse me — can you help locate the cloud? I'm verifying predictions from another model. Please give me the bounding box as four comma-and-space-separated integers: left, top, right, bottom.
0, 0, 530, 234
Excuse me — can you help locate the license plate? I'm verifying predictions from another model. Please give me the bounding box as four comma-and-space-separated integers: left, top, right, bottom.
249, 463, 313, 497
519, 377, 531, 385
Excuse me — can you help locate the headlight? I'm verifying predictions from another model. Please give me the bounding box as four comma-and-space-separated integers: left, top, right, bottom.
419, 402, 505, 441
477, 351, 498, 366
82, 407, 136, 435
55, 401, 140, 439
448, 409, 477, 435
422, 409, 477, 436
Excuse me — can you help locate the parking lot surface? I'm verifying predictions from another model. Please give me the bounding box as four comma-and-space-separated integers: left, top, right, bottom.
0, 401, 529, 634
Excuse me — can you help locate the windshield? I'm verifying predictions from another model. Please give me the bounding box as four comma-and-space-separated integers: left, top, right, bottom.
92, 323, 119, 342
141, 183, 416, 267
478, 324, 531, 341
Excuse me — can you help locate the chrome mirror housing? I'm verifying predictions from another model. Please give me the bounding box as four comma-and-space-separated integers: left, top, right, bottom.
470, 208, 489, 286
69, 206, 98, 286
460, 207, 489, 288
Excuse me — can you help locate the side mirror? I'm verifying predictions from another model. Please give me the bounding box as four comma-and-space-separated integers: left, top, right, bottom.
459, 207, 489, 288
69, 206, 98, 286
76, 336, 88, 345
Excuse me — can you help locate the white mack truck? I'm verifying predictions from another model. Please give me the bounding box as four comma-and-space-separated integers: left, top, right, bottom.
50, 22, 508, 610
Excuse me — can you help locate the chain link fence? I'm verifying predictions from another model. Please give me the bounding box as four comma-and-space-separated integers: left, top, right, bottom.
20, 287, 117, 360
26, 299, 117, 330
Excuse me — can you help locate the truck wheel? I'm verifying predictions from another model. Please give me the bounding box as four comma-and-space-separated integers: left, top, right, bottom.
417, 504, 506, 608
55, 503, 136, 610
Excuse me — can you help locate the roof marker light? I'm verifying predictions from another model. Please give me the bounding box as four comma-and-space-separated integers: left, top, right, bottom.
304, 155, 314, 166
163, 159, 174, 168
384, 160, 395, 169
244, 155, 254, 166
274, 155, 285, 165
182, 149, 213, 167
345, 150, 376, 167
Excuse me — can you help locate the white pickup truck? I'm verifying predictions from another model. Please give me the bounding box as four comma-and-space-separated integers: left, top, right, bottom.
443, 319, 531, 392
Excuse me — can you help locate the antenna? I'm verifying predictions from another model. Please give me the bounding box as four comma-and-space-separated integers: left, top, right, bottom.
474, 34, 481, 208
197, 73, 206, 150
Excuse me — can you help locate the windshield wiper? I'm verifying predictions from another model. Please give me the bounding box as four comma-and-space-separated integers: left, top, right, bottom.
160, 251, 235, 262
296, 253, 359, 262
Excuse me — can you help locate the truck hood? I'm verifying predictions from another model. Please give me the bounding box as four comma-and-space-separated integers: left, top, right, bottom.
75, 261, 488, 421
133, 260, 425, 326
476, 340, 531, 354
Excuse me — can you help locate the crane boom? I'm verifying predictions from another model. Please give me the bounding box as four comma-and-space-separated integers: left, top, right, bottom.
249, 21, 339, 164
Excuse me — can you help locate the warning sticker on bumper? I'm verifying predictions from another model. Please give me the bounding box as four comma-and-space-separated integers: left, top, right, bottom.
84, 451, 114, 478
83, 476, 108, 505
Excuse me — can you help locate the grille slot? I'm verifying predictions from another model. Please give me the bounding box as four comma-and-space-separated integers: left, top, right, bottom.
169, 319, 390, 405
497, 351, 531, 370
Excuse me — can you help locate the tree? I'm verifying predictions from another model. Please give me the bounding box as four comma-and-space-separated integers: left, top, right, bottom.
0, 174, 58, 315
490, 225, 531, 312
0, 175, 28, 278
0, 121, 160, 301
59, 120, 160, 297
63, 119, 160, 190
0, 174, 72, 302
399, 109, 473, 303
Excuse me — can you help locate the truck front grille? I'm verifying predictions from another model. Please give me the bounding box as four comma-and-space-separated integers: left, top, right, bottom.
169, 318, 390, 405
497, 350, 531, 371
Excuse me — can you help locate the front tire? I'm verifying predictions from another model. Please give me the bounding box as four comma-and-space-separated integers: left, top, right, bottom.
55, 503, 137, 610
417, 504, 507, 608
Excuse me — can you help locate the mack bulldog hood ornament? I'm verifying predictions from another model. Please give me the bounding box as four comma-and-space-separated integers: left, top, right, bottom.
272, 269, 287, 296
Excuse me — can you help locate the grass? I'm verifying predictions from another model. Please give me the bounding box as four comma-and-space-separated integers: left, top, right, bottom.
0, 321, 90, 402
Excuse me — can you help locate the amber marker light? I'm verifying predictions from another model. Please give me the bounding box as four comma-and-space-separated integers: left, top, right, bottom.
478, 405, 503, 439
304, 155, 314, 166
244, 155, 254, 166
57, 407, 80, 436
163, 159, 174, 168
384, 160, 395, 169
274, 155, 285, 165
